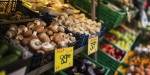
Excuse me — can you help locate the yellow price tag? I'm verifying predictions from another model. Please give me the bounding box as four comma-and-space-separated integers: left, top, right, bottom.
0, 71, 5, 75
88, 36, 98, 55
55, 47, 73, 72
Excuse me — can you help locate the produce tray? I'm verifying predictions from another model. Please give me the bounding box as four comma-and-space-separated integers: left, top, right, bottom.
100, 0, 122, 6
97, 50, 120, 71
98, 38, 127, 71
0, 19, 55, 74
55, 53, 110, 75
70, 0, 126, 29
104, 25, 139, 52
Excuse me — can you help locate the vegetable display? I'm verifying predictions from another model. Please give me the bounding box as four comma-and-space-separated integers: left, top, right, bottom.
117, 51, 150, 75
104, 26, 136, 51
100, 42, 126, 61
6, 20, 76, 54
53, 13, 101, 35
64, 58, 107, 75
0, 42, 21, 67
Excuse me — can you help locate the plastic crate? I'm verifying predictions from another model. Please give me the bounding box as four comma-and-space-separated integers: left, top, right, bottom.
96, 4, 126, 29
97, 38, 127, 71
0, 0, 18, 16
56, 54, 110, 75
0, 0, 55, 23
97, 51, 120, 71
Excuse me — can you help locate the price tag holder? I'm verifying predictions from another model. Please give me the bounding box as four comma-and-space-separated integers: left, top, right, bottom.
0, 71, 5, 75
88, 36, 98, 55
55, 47, 73, 72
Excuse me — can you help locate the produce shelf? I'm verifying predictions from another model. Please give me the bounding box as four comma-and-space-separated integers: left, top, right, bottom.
26, 46, 86, 75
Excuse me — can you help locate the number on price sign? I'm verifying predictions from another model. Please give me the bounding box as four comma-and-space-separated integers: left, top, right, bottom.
88, 36, 98, 55
0, 71, 5, 75
55, 47, 73, 72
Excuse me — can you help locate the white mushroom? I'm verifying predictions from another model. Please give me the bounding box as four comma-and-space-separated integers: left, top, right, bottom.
30, 39, 42, 50
6, 30, 16, 38
41, 42, 55, 51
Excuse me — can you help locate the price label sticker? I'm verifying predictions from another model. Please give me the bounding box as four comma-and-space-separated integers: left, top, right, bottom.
0, 71, 5, 75
55, 47, 73, 72
88, 36, 98, 55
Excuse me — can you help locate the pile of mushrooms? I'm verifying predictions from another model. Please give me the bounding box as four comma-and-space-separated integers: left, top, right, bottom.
54, 13, 101, 35
6, 20, 76, 54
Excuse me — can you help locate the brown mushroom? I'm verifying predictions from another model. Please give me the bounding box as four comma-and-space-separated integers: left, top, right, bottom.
49, 24, 59, 32
23, 30, 33, 37
34, 25, 45, 33
21, 35, 37, 46
38, 33, 50, 42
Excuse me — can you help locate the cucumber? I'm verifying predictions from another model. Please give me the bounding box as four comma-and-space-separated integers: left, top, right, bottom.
11, 48, 22, 56
0, 44, 8, 56
0, 54, 19, 67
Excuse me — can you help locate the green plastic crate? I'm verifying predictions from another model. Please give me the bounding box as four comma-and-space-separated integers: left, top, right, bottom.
96, 4, 126, 29
100, 0, 121, 4
97, 50, 120, 71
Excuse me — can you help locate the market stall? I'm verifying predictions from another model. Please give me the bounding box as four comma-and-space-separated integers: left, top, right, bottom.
0, 0, 149, 75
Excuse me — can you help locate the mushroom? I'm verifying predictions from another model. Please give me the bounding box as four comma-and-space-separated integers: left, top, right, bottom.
21, 37, 32, 46
38, 33, 50, 42
21, 35, 37, 46
34, 20, 41, 26
58, 26, 65, 32
40, 21, 46, 26
37, 50, 45, 54
30, 39, 42, 50
57, 41, 68, 47
15, 35, 23, 40
50, 24, 59, 32
6, 30, 16, 38
47, 30, 53, 36
69, 37, 76, 43
27, 22, 35, 29
34, 25, 45, 33
23, 30, 33, 37
41, 42, 55, 51
9, 25, 17, 31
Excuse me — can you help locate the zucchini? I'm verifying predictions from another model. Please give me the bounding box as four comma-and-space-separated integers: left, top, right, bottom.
0, 54, 19, 67
0, 44, 8, 56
